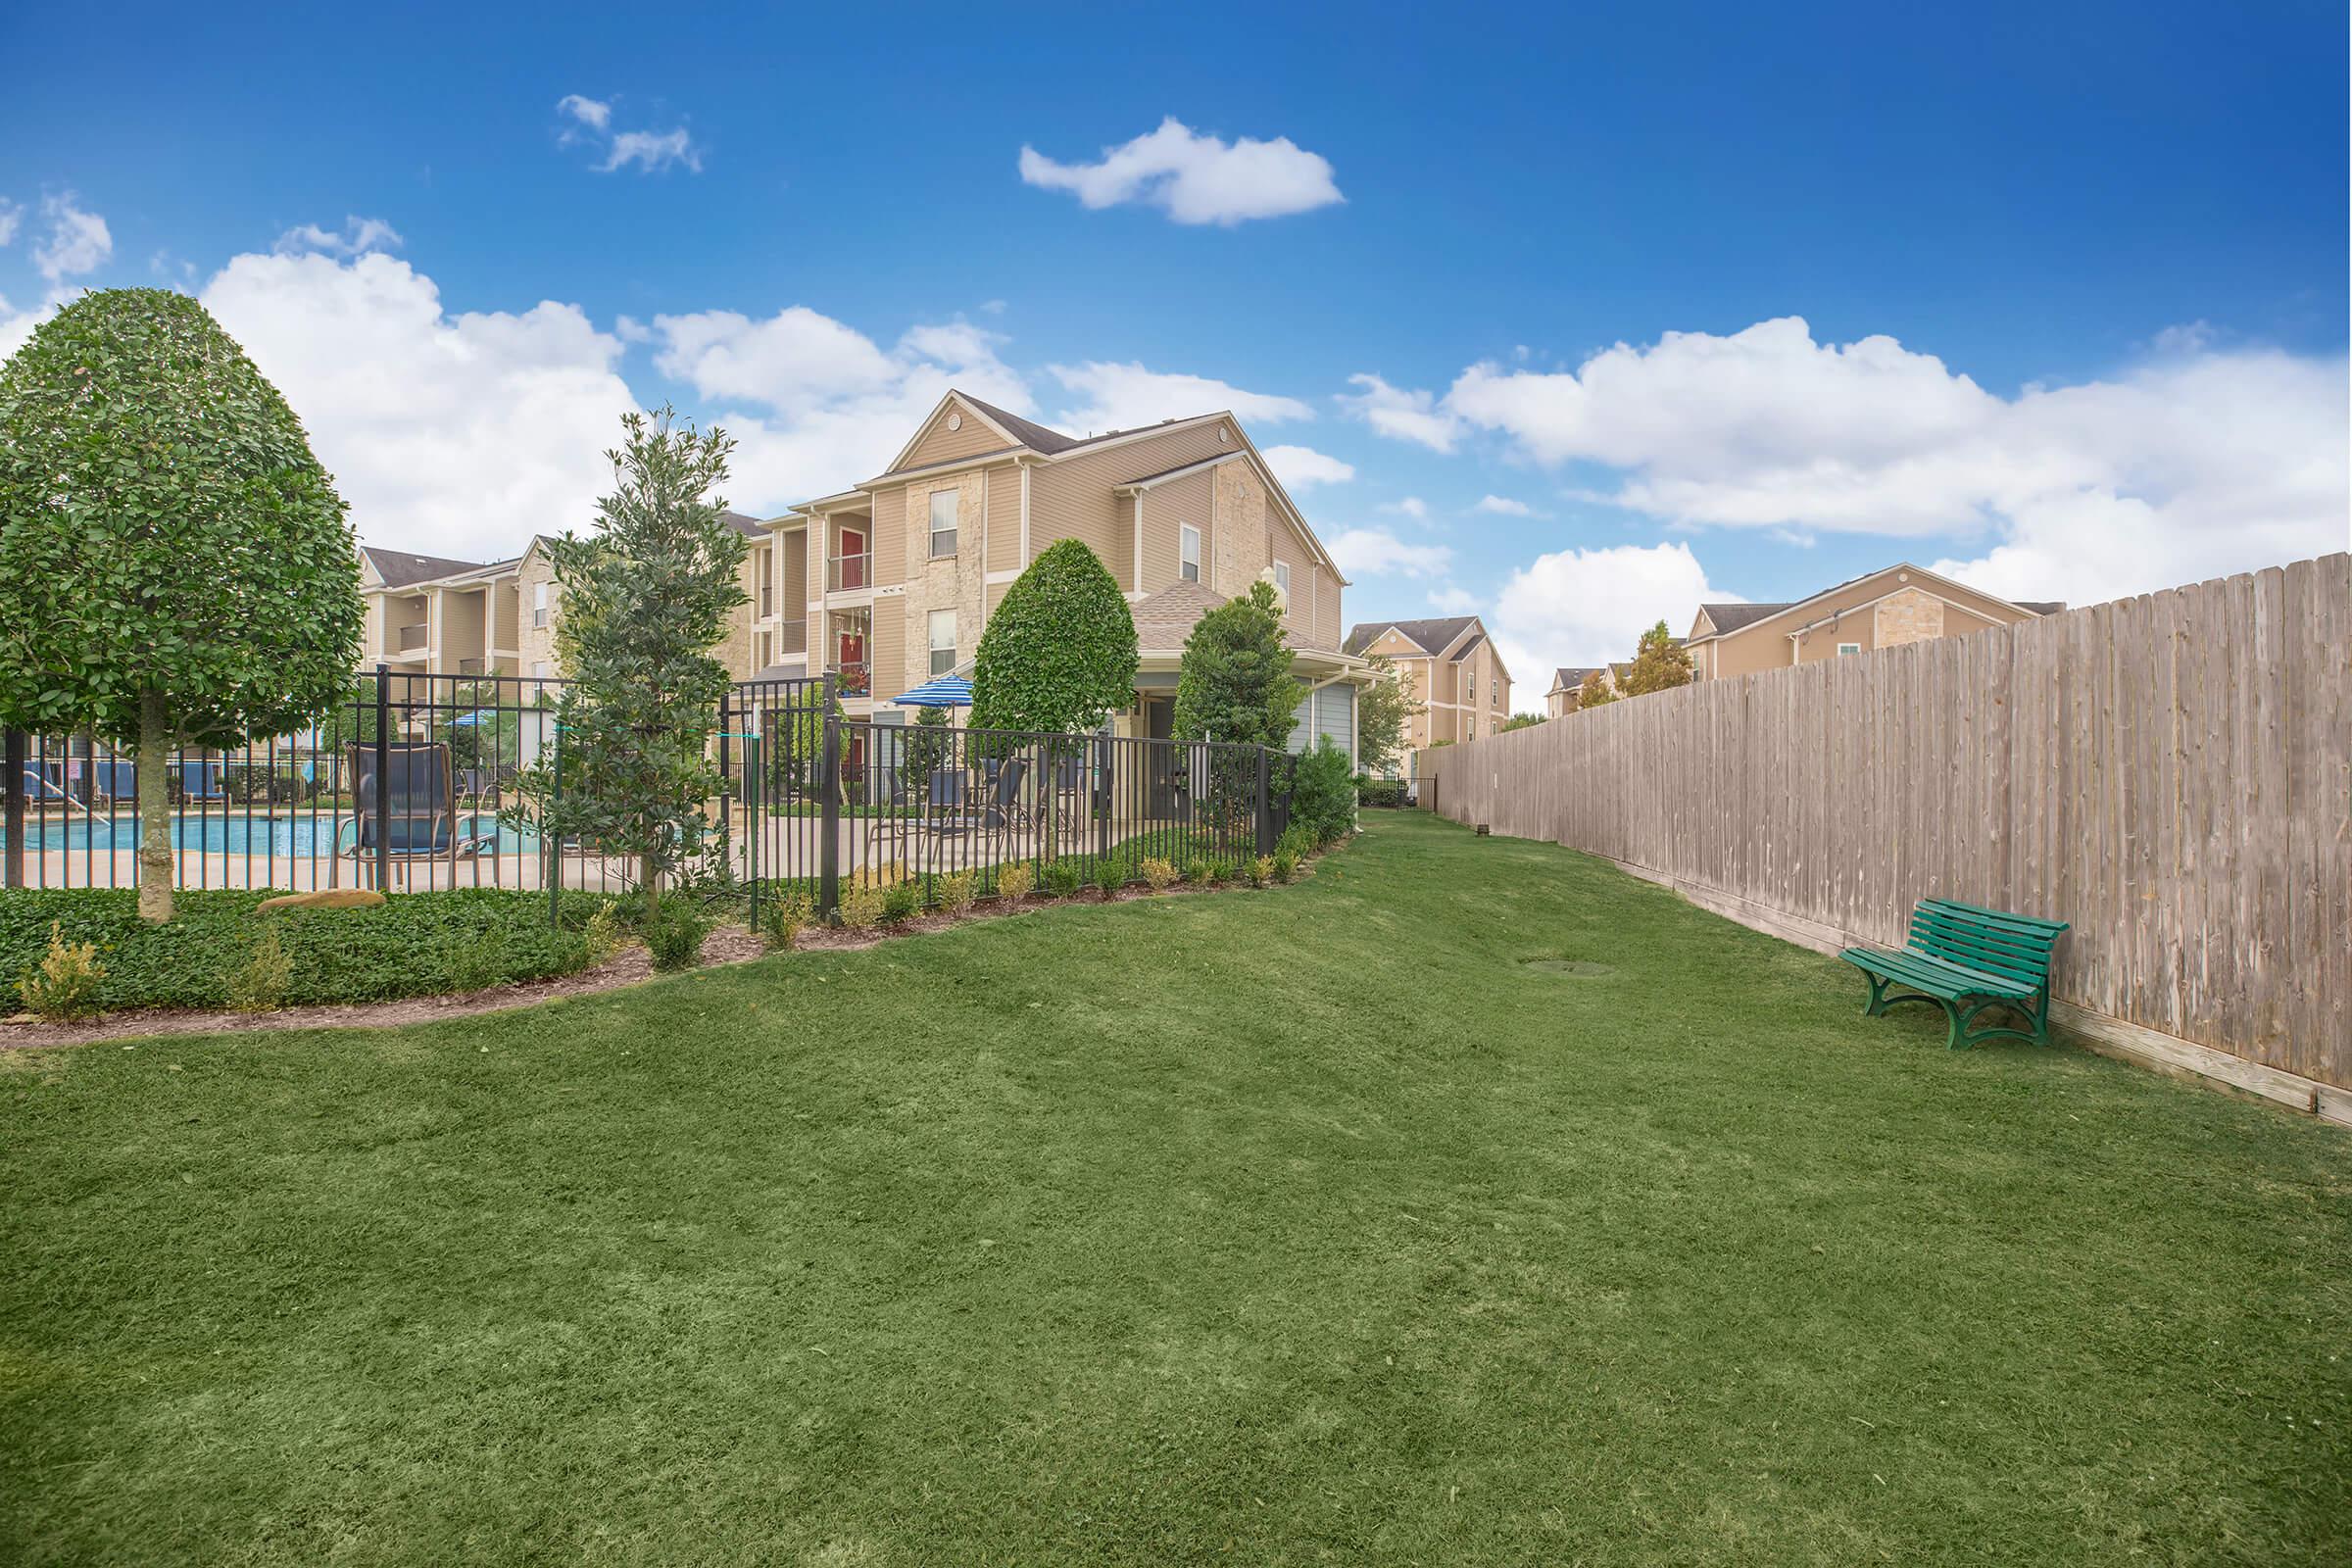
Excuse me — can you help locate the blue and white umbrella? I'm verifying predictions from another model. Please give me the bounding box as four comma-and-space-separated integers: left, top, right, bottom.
890, 676, 973, 709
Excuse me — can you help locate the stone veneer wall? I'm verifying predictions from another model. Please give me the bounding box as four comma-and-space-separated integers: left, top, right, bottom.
1209, 460, 1269, 601
894, 469, 988, 697
1873, 586, 1945, 648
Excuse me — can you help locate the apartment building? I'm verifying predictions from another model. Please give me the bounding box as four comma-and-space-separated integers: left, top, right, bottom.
1544, 666, 1603, 718
358, 514, 787, 680
1341, 615, 1513, 761
777, 390, 1364, 760
1686, 564, 2061, 679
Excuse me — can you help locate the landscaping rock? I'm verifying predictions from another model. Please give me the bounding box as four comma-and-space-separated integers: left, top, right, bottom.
253, 889, 387, 914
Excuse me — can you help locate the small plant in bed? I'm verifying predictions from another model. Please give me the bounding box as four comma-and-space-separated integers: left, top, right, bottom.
643, 905, 710, 972
0, 889, 601, 1013
16, 921, 106, 1021
993, 864, 1035, 904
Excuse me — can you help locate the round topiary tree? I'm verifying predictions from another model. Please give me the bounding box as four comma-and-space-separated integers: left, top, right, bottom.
0, 289, 363, 922
969, 539, 1137, 858
968, 538, 1138, 736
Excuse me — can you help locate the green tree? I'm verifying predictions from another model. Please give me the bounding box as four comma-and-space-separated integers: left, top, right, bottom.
1618, 620, 1694, 697
1576, 671, 1620, 710
509, 409, 747, 916
1500, 711, 1546, 732
1174, 580, 1304, 837
0, 290, 362, 922
1354, 652, 1423, 778
1172, 580, 1304, 749
969, 539, 1138, 735
969, 539, 1137, 859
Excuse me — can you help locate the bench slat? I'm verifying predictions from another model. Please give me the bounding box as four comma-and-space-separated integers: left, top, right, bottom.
1842, 947, 2034, 1000
1907, 916, 2057, 983
1917, 898, 2069, 938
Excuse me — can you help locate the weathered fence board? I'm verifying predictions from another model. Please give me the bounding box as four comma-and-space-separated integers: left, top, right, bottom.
1419, 555, 2352, 1095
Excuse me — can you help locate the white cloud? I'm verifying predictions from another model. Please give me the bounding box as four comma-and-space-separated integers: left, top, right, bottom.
1380, 496, 1429, 520
556, 94, 612, 132
33, 192, 110, 283
1045, 361, 1312, 434
1262, 444, 1353, 489
652, 306, 1035, 508
199, 250, 637, 560
1330, 527, 1452, 579
1426, 585, 1482, 615
1018, 117, 1343, 225
1341, 372, 1463, 453
1379, 317, 2347, 606
273, 216, 404, 257
1474, 495, 1534, 515
557, 94, 702, 173
0, 199, 22, 247
1492, 541, 1733, 673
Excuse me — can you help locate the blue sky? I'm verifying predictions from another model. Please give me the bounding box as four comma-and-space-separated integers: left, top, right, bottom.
3, 1, 2344, 684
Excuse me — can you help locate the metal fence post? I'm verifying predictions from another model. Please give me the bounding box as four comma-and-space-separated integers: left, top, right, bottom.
745, 732, 760, 936
716, 689, 732, 880
818, 675, 841, 920
1254, 746, 1274, 858
372, 663, 392, 892
547, 721, 564, 929
2, 729, 24, 890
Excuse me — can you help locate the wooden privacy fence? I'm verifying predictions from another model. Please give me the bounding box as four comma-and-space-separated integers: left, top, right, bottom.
1419, 554, 2350, 1105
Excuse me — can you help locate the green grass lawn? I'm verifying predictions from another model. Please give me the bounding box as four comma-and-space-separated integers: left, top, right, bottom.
4, 812, 2346, 1565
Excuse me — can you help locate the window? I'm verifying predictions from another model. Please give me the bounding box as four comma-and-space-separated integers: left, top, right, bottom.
1837, 642, 1862, 657
533, 582, 550, 628
1273, 560, 1291, 599
929, 490, 957, 559
531, 661, 550, 678
1180, 524, 1200, 583
927, 609, 956, 677
1491, 677, 1499, 704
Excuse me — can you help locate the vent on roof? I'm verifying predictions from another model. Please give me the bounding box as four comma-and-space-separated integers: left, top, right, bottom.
946, 411, 962, 431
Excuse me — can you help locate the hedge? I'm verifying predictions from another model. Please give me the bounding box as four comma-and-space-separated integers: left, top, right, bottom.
1, 889, 606, 1013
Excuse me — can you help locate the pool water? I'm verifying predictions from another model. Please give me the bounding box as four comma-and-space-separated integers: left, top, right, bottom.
1, 813, 539, 858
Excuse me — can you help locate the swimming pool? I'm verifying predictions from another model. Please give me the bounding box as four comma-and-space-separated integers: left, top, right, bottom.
0, 813, 539, 858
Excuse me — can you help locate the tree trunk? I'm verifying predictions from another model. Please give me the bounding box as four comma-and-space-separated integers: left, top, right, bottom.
640, 851, 661, 920
136, 689, 173, 923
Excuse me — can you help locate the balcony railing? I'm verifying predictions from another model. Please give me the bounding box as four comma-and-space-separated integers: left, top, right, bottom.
831, 660, 871, 697
397, 623, 427, 651
827, 552, 872, 592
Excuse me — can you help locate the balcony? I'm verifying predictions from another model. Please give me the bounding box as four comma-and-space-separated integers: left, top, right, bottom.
832, 660, 871, 697
396, 623, 427, 651
827, 552, 872, 592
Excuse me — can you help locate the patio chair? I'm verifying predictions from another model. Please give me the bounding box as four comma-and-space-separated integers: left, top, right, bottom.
333, 742, 498, 886
979, 756, 1031, 831
923, 767, 971, 835
173, 760, 226, 805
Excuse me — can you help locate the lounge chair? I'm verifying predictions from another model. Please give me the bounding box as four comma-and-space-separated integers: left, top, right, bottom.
979, 756, 1031, 831
923, 768, 971, 835
333, 742, 497, 886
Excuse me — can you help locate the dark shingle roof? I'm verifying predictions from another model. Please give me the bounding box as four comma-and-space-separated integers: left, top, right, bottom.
364, 547, 491, 589
721, 511, 767, 538
956, 393, 1084, 456
1551, 666, 1601, 690
1344, 615, 1479, 657
1447, 632, 1486, 662
1132, 580, 1340, 656
2014, 601, 2066, 616
1696, 602, 1791, 635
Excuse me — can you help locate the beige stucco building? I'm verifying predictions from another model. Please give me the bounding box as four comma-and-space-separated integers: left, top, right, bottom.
1341, 615, 1513, 768
1686, 564, 2061, 680
1544, 666, 1603, 718
360, 390, 1368, 762
359, 513, 782, 682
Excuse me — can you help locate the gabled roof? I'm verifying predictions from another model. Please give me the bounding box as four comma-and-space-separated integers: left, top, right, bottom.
1695, 602, 1791, 635
1343, 615, 1480, 658
364, 547, 492, 590
721, 511, 768, 538
1132, 580, 1346, 657
955, 392, 1084, 456
1549, 665, 1602, 692
1448, 633, 1486, 662
1689, 564, 2061, 645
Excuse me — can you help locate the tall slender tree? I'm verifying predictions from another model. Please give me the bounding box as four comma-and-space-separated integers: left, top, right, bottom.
0, 290, 361, 921
510, 409, 747, 916
1354, 652, 1423, 777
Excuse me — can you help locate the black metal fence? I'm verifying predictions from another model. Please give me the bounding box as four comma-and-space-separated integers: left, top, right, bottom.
3, 667, 1300, 922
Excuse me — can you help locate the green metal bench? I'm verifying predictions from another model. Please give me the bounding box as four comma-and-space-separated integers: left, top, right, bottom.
1840, 899, 2068, 1050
